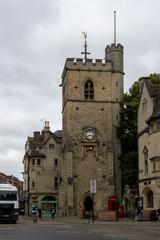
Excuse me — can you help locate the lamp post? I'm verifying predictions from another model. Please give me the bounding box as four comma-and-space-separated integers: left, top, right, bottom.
92, 193, 95, 223
90, 179, 96, 223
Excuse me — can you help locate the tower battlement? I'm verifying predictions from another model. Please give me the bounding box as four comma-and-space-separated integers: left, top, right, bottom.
105, 43, 124, 73
105, 43, 123, 52
62, 58, 112, 79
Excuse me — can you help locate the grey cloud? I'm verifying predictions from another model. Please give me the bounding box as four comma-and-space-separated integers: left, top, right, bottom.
1, 0, 160, 179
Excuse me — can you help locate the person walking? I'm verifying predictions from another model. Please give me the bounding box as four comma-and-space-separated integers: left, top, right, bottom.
51, 207, 56, 219
38, 208, 42, 219
32, 206, 38, 223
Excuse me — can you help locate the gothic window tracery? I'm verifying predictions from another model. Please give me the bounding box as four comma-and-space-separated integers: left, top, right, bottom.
84, 80, 94, 99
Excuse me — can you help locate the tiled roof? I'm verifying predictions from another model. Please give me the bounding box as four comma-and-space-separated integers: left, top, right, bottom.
143, 79, 160, 123
26, 130, 62, 156
53, 130, 62, 138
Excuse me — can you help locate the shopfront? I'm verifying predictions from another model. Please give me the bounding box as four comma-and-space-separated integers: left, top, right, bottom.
41, 196, 57, 218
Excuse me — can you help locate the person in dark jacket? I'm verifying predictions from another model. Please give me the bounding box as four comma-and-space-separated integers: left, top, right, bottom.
51, 207, 56, 219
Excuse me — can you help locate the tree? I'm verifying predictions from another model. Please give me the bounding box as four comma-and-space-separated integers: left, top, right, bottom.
118, 81, 140, 192
118, 73, 160, 193
150, 73, 160, 85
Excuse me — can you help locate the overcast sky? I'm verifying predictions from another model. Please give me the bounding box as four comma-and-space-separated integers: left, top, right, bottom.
0, 0, 160, 179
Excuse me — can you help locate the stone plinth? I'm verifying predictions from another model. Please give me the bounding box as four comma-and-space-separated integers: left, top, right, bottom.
98, 211, 117, 221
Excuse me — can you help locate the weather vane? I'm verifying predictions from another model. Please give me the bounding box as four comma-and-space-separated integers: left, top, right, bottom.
81, 32, 90, 61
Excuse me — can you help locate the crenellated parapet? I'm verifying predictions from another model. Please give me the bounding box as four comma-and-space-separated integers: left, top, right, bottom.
105, 43, 123, 52
62, 58, 112, 79
105, 43, 124, 73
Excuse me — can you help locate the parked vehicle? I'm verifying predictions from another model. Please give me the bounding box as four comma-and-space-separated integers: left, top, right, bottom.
0, 184, 19, 223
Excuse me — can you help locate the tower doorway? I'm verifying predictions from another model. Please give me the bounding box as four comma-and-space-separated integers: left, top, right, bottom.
84, 196, 93, 212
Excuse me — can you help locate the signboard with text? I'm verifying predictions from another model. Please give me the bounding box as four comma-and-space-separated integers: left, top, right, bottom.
90, 179, 96, 193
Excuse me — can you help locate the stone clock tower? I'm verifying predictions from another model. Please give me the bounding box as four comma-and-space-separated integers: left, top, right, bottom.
59, 42, 124, 218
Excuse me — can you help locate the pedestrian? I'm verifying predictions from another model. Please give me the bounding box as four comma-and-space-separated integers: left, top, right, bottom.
32, 206, 38, 223
51, 207, 56, 219
38, 208, 42, 218
86, 211, 91, 223
21, 209, 24, 216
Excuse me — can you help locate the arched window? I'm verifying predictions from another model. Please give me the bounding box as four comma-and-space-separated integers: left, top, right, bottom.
32, 181, 35, 188
84, 80, 94, 99
143, 146, 148, 175
147, 191, 153, 208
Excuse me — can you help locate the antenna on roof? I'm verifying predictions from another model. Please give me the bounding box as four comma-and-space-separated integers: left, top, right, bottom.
114, 11, 117, 45
81, 32, 90, 61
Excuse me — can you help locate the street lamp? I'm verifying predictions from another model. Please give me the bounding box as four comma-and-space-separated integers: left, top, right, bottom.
90, 179, 96, 223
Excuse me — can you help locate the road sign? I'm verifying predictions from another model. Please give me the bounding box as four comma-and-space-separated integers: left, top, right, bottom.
90, 179, 96, 193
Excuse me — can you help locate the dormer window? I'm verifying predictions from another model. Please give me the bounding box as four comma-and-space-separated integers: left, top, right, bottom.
84, 80, 94, 99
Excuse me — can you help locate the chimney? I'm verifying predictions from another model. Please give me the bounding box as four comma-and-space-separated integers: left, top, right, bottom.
33, 131, 40, 139
43, 121, 50, 132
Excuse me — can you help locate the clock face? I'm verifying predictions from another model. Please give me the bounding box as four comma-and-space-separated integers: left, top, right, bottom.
85, 129, 95, 141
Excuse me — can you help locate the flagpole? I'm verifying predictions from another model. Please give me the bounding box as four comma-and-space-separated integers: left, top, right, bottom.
114, 11, 116, 45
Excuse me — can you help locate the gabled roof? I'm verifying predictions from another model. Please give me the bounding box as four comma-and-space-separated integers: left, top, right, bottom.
54, 130, 62, 138
26, 129, 62, 157
53, 130, 62, 143
147, 96, 160, 123
140, 77, 160, 123
39, 131, 62, 149
140, 77, 160, 97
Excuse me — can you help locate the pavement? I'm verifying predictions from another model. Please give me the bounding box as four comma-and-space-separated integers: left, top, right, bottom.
21, 214, 160, 224
2, 215, 160, 240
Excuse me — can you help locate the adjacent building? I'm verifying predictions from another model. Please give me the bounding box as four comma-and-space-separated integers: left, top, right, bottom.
138, 77, 160, 219
22, 122, 62, 216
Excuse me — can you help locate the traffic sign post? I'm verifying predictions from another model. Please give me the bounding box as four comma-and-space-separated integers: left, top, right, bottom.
90, 179, 96, 223
90, 179, 96, 193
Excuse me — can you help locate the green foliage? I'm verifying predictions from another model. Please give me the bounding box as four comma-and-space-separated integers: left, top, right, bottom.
118, 74, 160, 193
118, 81, 140, 192
150, 73, 160, 85
119, 151, 138, 188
